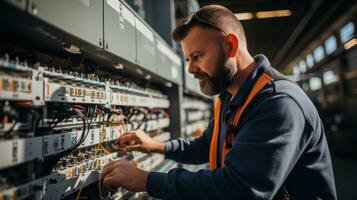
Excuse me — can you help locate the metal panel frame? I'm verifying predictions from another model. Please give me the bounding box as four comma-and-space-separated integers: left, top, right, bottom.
104, 0, 136, 64
28, 0, 103, 48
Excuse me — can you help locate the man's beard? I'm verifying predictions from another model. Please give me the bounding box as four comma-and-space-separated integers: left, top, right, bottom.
195, 51, 236, 96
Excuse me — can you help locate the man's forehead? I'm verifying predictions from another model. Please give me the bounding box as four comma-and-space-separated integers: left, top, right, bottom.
183, 26, 213, 42
181, 26, 217, 55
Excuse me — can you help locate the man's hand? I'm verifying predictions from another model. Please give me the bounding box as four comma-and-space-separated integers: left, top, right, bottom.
119, 130, 165, 154
102, 159, 149, 192
191, 127, 205, 137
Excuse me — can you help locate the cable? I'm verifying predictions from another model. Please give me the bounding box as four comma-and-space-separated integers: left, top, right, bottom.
42, 107, 88, 174
76, 108, 107, 200
1, 102, 19, 138
2, 119, 17, 138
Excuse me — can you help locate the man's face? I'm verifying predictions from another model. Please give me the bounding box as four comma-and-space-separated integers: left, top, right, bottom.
182, 26, 236, 96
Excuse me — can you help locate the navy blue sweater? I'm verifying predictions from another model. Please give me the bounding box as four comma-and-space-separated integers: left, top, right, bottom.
147, 55, 337, 200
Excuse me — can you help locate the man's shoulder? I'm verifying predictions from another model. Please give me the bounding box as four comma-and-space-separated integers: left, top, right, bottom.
253, 79, 320, 128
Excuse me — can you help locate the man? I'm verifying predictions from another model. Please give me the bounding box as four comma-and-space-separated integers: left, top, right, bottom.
102, 5, 337, 200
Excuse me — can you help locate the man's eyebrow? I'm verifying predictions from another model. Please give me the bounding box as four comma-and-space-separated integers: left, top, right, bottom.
186, 50, 204, 61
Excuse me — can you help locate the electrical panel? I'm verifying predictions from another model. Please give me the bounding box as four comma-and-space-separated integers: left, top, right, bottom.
181, 96, 212, 172
28, 0, 104, 48
182, 97, 211, 138
0, 0, 212, 199
135, 17, 157, 73
0, 55, 176, 199
155, 35, 183, 85
104, 0, 137, 64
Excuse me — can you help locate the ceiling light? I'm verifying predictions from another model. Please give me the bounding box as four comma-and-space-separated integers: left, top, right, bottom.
234, 12, 254, 21
256, 9, 291, 19
344, 38, 357, 50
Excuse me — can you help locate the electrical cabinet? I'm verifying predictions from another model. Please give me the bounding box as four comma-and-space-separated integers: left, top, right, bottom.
135, 17, 157, 73
28, 0, 104, 48
155, 35, 183, 84
0, 1, 211, 199
104, 0, 136, 64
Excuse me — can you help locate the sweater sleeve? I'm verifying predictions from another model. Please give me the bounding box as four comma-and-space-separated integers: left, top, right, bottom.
164, 118, 214, 164
147, 94, 311, 200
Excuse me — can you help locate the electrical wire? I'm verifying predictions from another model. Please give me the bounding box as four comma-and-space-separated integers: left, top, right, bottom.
43, 106, 89, 174
76, 107, 107, 200
2, 118, 17, 138
0, 101, 35, 138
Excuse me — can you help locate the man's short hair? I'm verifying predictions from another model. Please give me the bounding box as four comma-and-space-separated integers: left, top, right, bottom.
172, 5, 247, 47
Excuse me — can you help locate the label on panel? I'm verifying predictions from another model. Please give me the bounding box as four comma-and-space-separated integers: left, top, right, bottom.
107, 0, 135, 30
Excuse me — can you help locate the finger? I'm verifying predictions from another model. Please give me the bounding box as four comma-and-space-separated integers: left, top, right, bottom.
120, 130, 141, 138
102, 163, 117, 178
122, 130, 139, 135
119, 132, 137, 146
117, 146, 126, 152
103, 159, 120, 170
122, 130, 144, 140
103, 175, 120, 191
123, 144, 143, 152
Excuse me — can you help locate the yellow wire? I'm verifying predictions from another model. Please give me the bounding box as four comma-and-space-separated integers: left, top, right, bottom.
76, 112, 107, 200
75, 184, 85, 200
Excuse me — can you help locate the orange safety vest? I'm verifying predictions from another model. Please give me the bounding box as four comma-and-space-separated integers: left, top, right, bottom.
208, 72, 290, 200
209, 72, 273, 168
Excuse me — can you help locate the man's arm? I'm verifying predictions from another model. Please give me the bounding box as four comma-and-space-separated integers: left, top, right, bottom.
119, 119, 214, 165
147, 94, 311, 199
164, 119, 213, 164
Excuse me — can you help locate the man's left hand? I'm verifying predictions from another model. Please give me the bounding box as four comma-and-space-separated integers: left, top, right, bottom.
101, 159, 149, 192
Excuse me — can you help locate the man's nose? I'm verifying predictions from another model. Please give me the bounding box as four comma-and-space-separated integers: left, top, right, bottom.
187, 62, 199, 75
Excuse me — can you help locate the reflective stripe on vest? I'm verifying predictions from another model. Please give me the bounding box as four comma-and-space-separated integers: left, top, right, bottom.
209, 72, 273, 169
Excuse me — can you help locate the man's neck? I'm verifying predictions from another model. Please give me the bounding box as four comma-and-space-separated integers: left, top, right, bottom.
226, 54, 256, 96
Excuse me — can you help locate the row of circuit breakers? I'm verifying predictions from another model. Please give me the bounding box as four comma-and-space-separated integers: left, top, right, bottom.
0, 54, 196, 200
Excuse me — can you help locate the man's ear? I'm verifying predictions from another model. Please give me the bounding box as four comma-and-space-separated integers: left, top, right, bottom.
226, 34, 239, 58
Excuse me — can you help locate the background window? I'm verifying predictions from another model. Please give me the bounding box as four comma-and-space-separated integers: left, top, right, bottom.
340, 21, 355, 43
306, 54, 314, 68
313, 46, 325, 63
309, 77, 322, 91
293, 65, 300, 75
299, 60, 307, 73
325, 35, 337, 55
323, 70, 339, 85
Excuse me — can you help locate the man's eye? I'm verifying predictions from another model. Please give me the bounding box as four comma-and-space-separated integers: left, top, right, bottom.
193, 54, 203, 60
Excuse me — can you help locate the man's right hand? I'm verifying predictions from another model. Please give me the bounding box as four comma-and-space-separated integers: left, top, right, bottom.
118, 130, 165, 154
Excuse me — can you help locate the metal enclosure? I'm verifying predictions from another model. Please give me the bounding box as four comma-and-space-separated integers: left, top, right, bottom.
28, 0, 103, 48
135, 17, 157, 73
104, 0, 136, 64
155, 35, 183, 84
